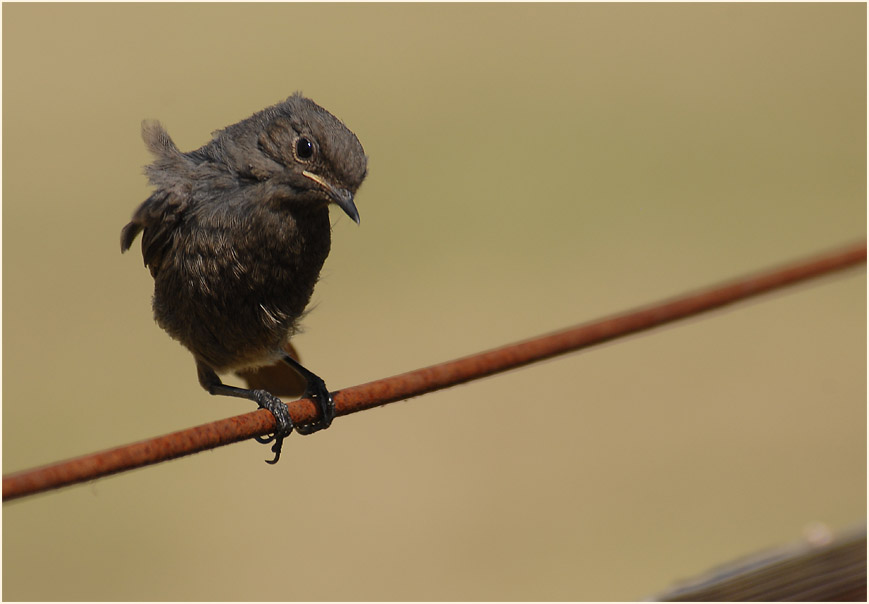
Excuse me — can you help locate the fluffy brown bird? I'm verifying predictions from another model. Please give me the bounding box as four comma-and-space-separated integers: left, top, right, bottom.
121, 94, 367, 463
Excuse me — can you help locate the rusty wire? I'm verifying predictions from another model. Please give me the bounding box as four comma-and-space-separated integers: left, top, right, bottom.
4, 241, 865, 501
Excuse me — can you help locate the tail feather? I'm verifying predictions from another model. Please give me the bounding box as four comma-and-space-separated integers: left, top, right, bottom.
235, 342, 307, 397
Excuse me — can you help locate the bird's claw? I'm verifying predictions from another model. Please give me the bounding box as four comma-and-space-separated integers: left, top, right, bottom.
252, 390, 293, 464
246, 368, 334, 462
295, 375, 335, 435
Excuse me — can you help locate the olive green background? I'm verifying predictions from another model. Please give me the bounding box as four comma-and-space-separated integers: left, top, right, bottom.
3, 3, 865, 601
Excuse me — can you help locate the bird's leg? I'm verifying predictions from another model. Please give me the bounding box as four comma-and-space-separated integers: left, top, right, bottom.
282, 354, 335, 435
197, 362, 293, 464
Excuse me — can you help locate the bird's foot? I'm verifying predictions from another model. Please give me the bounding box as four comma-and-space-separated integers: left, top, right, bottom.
250, 389, 294, 464
295, 373, 335, 435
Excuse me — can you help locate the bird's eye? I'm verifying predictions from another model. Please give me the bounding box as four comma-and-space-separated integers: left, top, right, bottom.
295, 137, 314, 161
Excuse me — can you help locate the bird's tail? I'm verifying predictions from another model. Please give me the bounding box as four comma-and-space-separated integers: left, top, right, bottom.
234, 342, 308, 397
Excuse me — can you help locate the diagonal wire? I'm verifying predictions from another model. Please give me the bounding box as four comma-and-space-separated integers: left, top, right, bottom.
3, 241, 865, 501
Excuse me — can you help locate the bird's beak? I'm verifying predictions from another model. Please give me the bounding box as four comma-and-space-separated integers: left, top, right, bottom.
303, 170, 360, 224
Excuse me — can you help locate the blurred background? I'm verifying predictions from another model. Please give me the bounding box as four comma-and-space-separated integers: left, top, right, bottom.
3, 3, 865, 601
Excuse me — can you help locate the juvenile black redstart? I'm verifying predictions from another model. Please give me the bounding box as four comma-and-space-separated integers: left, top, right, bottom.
121, 94, 367, 463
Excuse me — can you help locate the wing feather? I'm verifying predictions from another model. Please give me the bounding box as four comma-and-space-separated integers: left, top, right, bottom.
120, 121, 194, 276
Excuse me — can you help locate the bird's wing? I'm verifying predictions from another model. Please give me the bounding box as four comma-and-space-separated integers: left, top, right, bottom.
121, 120, 196, 275
121, 120, 194, 276
120, 185, 190, 277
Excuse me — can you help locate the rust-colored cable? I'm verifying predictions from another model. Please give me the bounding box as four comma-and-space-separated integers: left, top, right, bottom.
4, 241, 865, 501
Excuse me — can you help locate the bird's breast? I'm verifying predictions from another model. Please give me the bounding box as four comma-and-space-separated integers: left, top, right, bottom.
151, 204, 333, 371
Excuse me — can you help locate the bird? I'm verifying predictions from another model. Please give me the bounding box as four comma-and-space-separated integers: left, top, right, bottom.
121, 94, 367, 463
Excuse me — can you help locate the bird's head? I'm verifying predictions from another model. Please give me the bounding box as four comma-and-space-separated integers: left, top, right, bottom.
216, 94, 368, 223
